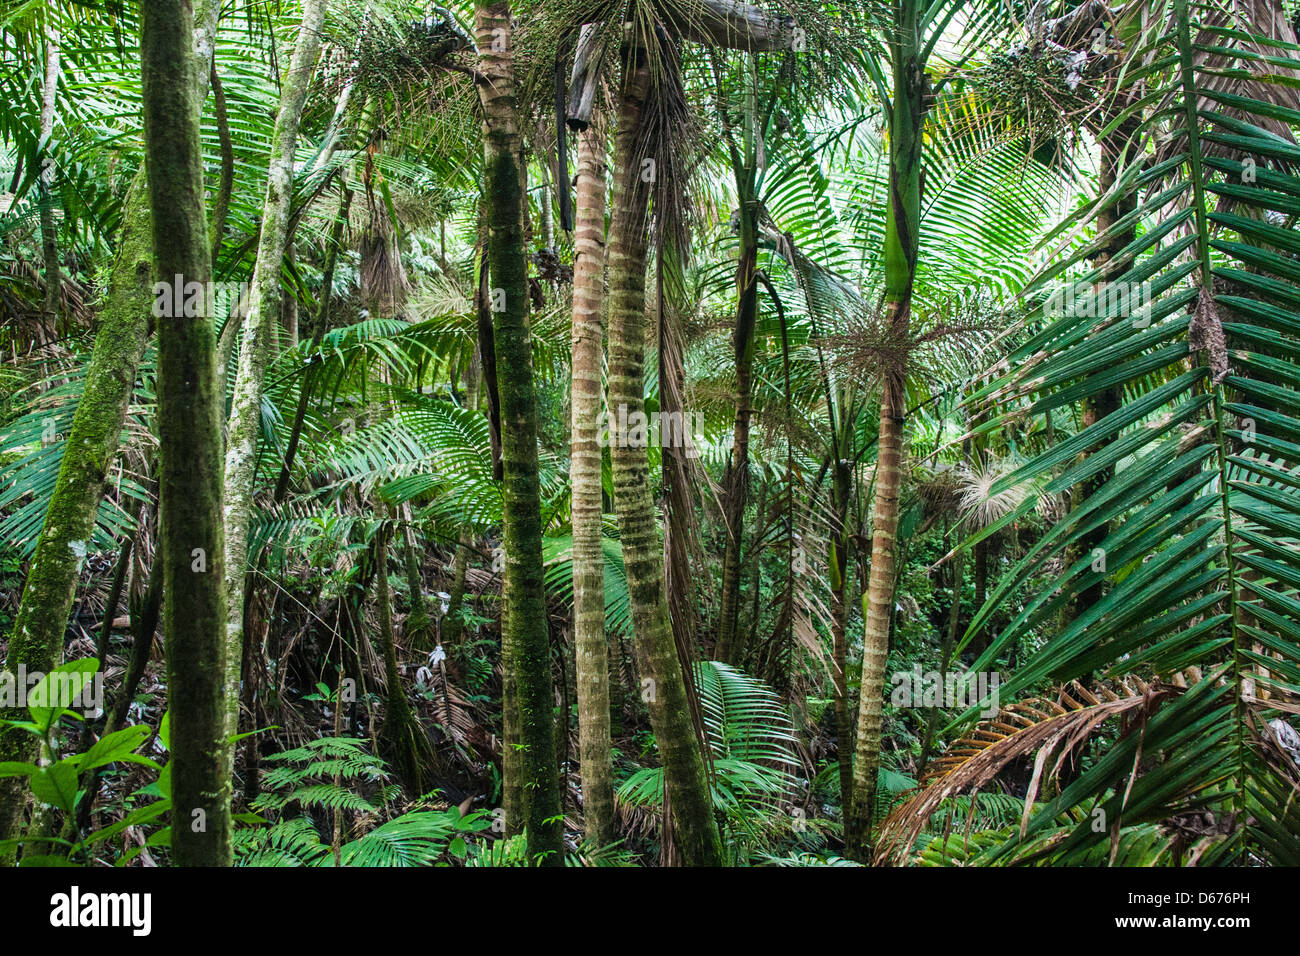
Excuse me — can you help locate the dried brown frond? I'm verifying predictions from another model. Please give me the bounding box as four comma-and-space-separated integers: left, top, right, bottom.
822, 296, 1004, 384
873, 676, 1183, 865
1189, 285, 1229, 385
913, 463, 962, 517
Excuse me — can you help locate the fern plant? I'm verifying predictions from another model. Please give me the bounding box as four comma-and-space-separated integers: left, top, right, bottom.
618, 661, 815, 861
234, 736, 490, 867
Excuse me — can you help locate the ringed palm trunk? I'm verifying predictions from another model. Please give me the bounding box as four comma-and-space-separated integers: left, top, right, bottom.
475, 0, 564, 866
846, 0, 924, 860
0, 0, 220, 859
141, 0, 231, 866
570, 115, 616, 849
607, 43, 723, 867
220, 0, 328, 757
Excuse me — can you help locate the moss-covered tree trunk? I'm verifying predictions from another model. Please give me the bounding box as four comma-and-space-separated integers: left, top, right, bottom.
570, 115, 615, 849
846, 0, 924, 861
475, 0, 564, 866
0, 0, 220, 858
141, 0, 230, 867
0, 174, 154, 856
607, 42, 723, 868
220, 0, 329, 757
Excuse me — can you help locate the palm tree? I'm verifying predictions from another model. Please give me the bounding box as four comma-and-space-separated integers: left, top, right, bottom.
605, 24, 724, 866
842, 0, 1033, 859
567, 68, 616, 846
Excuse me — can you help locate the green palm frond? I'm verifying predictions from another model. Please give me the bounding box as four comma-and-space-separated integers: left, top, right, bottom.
953, 0, 1300, 865
0, 355, 152, 556
543, 532, 634, 639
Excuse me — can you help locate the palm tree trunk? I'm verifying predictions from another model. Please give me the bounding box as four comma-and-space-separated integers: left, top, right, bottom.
475, 0, 564, 866
715, 191, 759, 665
140, 0, 230, 866
220, 0, 328, 757
846, 0, 924, 860
570, 114, 615, 849
606, 42, 723, 867
829, 459, 854, 819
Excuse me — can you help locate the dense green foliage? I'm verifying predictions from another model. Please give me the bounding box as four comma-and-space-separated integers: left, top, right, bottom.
0, 0, 1296, 867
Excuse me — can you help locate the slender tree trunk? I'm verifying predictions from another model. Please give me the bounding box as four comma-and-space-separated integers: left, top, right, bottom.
400, 504, 432, 649
607, 41, 723, 867
715, 182, 759, 665
209, 61, 233, 265
829, 459, 853, 819
374, 522, 435, 793
441, 527, 471, 650
274, 184, 352, 502
141, 0, 230, 866
0, 173, 154, 855
847, 0, 924, 860
38, 9, 61, 331
220, 0, 328, 759
282, 250, 299, 350
570, 115, 615, 849
65, 518, 135, 836
919, 525, 963, 776
475, 0, 564, 866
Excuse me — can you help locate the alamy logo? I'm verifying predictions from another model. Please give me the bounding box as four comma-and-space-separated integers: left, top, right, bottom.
890, 665, 1001, 718
50, 886, 151, 936
598, 405, 708, 459
0, 666, 103, 716
1044, 280, 1152, 327
152, 274, 250, 319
